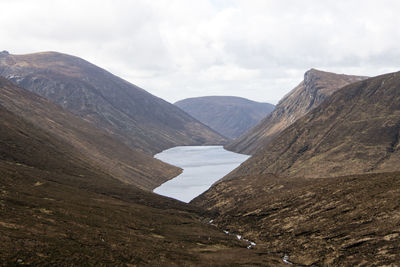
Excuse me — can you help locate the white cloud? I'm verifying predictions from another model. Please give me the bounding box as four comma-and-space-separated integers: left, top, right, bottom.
1, 0, 400, 104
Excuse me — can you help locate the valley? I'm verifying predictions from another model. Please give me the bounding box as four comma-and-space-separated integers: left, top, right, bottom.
0, 50, 399, 266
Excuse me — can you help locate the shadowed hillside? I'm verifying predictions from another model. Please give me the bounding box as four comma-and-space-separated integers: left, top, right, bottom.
175, 96, 274, 139
0, 77, 178, 190
0, 51, 226, 155
226, 69, 367, 154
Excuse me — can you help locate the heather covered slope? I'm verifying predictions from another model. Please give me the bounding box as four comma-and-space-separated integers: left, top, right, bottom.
193, 172, 400, 266
226, 69, 367, 154
0, 51, 226, 155
175, 96, 274, 139
0, 77, 178, 190
228, 71, 400, 179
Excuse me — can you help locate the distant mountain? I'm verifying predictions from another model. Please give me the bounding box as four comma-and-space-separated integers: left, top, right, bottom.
0, 51, 226, 154
175, 96, 274, 139
226, 69, 367, 154
227, 71, 400, 179
0, 77, 179, 190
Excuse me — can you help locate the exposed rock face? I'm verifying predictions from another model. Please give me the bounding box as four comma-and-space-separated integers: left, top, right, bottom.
228, 71, 400, 179
0, 77, 179, 190
226, 69, 367, 154
175, 96, 274, 139
0, 51, 226, 155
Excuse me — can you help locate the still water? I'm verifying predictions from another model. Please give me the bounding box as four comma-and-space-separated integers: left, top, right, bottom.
153, 146, 250, 203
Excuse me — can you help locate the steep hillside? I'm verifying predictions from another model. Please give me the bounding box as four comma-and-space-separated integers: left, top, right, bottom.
193, 71, 400, 265
227, 71, 400, 179
0, 77, 178, 190
0, 51, 226, 154
226, 69, 367, 154
193, 172, 400, 266
175, 96, 274, 139
0, 102, 275, 265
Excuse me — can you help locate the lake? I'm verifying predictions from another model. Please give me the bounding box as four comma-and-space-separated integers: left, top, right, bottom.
153, 146, 250, 203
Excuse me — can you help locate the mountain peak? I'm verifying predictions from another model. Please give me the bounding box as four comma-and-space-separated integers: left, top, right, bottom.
304, 68, 323, 85
0, 50, 9, 57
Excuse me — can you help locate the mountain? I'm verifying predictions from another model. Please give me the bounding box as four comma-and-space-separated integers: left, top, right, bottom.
0, 77, 275, 265
227, 71, 400, 179
175, 96, 274, 139
0, 51, 226, 155
226, 69, 367, 154
193, 71, 400, 265
0, 77, 178, 190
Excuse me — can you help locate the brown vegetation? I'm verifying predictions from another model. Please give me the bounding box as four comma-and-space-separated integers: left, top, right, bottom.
193, 172, 400, 266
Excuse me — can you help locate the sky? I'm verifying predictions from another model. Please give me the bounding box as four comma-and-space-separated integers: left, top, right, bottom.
1, 0, 400, 104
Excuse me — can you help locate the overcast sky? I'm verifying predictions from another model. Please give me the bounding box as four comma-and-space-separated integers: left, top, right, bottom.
1, 0, 400, 104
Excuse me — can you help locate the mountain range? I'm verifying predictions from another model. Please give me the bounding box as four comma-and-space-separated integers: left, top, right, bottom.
175, 96, 274, 139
